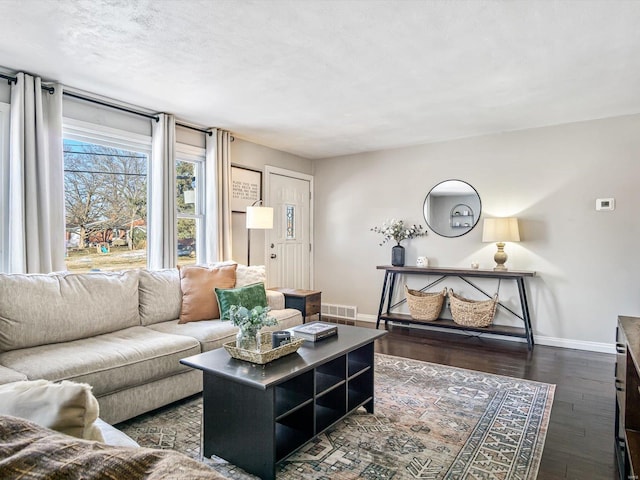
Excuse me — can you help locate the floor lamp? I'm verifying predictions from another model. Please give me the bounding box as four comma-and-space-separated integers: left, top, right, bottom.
246, 200, 273, 266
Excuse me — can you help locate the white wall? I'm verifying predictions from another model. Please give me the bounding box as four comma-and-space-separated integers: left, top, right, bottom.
313, 114, 640, 352
230, 138, 312, 265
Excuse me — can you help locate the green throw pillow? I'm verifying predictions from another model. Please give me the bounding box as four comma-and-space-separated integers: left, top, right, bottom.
215, 282, 268, 320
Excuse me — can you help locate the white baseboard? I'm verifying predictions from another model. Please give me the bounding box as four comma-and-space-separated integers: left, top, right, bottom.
356, 313, 615, 354
533, 335, 614, 354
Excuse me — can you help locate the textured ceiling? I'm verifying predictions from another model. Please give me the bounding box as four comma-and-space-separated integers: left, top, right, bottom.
1, 0, 639, 159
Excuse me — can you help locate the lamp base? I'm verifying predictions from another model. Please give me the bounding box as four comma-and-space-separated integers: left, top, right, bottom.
493, 242, 508, 271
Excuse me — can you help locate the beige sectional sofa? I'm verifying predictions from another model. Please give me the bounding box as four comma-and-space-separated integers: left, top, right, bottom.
0, 267, 303, 424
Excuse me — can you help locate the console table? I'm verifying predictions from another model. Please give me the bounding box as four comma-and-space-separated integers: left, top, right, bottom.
376, 265, 536, 350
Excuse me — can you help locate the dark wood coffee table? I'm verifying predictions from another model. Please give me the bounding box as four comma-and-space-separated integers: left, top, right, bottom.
180, 324, 386, 480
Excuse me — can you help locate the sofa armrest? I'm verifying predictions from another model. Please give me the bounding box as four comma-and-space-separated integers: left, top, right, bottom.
266, 290, 285, 310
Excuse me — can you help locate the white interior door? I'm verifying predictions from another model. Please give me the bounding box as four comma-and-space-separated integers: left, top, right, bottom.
265, 166, 313, 289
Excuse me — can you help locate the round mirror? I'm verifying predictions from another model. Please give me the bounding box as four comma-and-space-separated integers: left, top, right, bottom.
423, 180, 481, 237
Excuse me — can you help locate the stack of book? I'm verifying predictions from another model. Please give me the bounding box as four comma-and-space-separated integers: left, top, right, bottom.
291, 322, 337, 342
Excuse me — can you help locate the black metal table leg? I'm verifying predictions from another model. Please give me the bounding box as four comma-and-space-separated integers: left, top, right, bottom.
517, 277, 534, 350
385, 272, 398, 328
376, 271, 391, 329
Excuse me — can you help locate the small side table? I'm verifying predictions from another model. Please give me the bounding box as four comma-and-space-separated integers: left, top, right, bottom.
269, 288, 321, 323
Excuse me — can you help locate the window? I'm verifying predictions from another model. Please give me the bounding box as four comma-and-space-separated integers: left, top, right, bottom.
63, 119, 151, 272
176, 144, 205, 265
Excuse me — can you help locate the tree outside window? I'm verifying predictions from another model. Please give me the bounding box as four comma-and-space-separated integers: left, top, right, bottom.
64, 140, 148, 271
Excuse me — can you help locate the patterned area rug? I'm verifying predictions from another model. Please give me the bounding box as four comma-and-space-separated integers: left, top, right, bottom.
117, 354, 554, 479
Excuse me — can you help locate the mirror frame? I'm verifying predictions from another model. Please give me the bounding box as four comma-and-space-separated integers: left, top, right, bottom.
423, 180, 482, 238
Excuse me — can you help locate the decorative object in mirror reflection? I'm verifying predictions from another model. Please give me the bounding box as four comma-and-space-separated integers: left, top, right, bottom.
285, 205, 295, 240
416, 256, 429, 267
482, 217, 520, 271
371, 219, 426, 267
423, 180, 481, 237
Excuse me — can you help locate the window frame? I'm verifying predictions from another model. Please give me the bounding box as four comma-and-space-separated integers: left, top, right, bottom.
176, 143, 205, 265
62, 117, 152, 271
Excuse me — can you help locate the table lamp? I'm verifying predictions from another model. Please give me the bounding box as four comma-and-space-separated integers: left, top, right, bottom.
482, 217, 520, 271
246, 200, 273, 266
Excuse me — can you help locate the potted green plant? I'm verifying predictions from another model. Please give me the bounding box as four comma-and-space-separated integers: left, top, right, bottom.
225, 305, 278, 351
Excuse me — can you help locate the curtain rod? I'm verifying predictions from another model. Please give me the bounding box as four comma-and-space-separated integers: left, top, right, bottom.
0, 73, 16, 84
1, 73, 226, 136
1, 72, 57, 94
2, 73, 153, 120
63, 91, 160, 122
176, 122, 213, 136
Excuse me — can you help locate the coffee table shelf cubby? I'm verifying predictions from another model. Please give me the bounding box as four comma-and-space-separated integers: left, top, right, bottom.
181, 325, 386, 480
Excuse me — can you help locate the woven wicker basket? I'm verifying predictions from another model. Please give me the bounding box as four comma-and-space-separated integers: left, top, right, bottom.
224, 332, 305, 365
448, 289, 498, 327
405, 286, 447, 321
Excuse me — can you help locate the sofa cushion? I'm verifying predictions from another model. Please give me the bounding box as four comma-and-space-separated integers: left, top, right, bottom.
266, 290, 285, 310
215, 282, 268, 320
148, 308, 304, 352
0, 271, 140, 352
0, 379, 103, 442
178, 264, 237, 323
138, 269, 182, 326
0, 326, 200, 397
148, 319, 237, 352
0, 365, 28, 385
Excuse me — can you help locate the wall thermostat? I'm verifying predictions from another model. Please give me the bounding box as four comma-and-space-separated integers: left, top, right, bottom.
596, 198, 615, 211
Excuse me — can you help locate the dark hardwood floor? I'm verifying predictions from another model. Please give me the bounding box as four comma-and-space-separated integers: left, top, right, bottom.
325, 318, 616, 479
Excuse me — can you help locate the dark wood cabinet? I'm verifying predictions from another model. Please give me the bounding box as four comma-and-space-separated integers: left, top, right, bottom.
269, 288, 322, 322
615, 316, 640, 479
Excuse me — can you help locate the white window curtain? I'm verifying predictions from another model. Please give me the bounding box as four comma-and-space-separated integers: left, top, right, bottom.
204, 129, 232, 263
148, 113, 176, 269
6, 72, 64, 273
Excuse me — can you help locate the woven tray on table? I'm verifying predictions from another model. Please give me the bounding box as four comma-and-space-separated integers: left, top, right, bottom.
448, 288, 498, 328
405, 286, 447, 321
224, 332, 305, 365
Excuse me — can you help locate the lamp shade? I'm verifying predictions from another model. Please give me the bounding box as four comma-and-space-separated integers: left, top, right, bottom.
482, 218, 520, 243
246, 206, 273, 229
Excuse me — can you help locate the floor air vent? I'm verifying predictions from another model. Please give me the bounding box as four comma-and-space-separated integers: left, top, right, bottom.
321, 303, 357, 321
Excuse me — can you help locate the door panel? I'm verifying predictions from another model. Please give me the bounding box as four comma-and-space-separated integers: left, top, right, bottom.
267, 171, 311, 289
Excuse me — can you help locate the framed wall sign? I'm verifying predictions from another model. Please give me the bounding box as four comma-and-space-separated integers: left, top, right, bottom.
231, 166, 262, 213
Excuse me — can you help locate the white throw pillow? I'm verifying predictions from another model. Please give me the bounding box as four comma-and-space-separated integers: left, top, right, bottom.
0, 379, 104, 442
235, 264, 266, 287
206, 262, 266, 288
